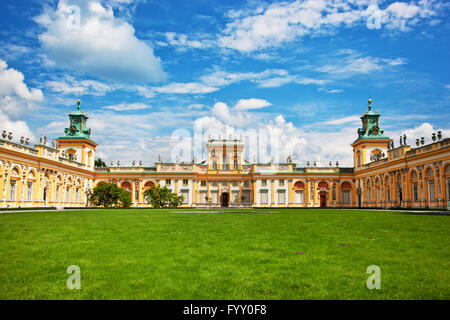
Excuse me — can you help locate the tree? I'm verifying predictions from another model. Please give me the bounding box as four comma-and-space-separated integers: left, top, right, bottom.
88, 183, 131, 208
144, 185, 184, 208
94, 158, 107, 167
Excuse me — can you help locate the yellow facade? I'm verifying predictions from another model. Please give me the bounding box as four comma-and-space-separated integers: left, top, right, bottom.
1, 100, 450, 210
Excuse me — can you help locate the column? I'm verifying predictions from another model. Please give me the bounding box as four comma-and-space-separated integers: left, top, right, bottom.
305, 179, 310, 207
288, 180, 293, 207
271, 179, 275, 207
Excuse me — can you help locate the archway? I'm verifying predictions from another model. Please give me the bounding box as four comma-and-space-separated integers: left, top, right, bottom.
220, 192, 229, 207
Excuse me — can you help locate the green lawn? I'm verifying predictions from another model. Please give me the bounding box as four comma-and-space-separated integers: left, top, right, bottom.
0, 208, 449, 299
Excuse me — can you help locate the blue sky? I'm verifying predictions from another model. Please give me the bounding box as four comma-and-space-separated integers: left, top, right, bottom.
0, 0, 449, 166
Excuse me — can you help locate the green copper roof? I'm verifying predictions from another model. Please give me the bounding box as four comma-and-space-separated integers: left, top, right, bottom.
58, 100, 95, 142
353, 99, 390, 143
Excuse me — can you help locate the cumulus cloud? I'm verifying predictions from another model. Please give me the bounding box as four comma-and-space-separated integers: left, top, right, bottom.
0, 59, 44, 119
159, 0, 441, 53
193, 100, 357, 166
0, 111, 36, 143
390, 123, 450, 147
35, 0, 166, 82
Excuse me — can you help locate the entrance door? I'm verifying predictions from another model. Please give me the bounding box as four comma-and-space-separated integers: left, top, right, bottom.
319, 191, 327, 207
221, 192, 229, 207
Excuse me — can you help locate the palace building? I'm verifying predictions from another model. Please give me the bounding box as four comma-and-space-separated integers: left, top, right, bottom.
1, 99, 449, 209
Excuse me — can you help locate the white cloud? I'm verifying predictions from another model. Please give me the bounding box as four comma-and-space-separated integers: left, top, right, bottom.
317, 51, 407, 78
35, 0, 166, 82
323, 115, 360, 125
234, 98, 272, 111
103, 103, 151, 111
200, 68, 326, 89
164, 32, 215, 50
0, 59, 44, 119
0, 111, 36, 143
153, 82, 219, 94
390, 123, 450, 147
45, 76, 113, 95
193, 101, 357, 166
188, 104, 205, 110
216, 0, 442, 52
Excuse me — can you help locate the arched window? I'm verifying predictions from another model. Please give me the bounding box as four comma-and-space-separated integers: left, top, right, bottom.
341, 181, 351, 204
445, 165, 450, 202
144, 181, 155, 188
411, 170, 419, 201
294, 181, 305, 204
294, 181, 305, 189
318, 181, 328, 188
11, 167, 20, 177
121, 182, 132, 191
426, 167, 435, 201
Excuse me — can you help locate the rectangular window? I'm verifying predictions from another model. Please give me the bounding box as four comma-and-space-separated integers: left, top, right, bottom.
211, 192, 218, 203
9, 180, 16, 200
234, 160, 238, 170
200, 180, 206, 186
279, 179, 284, 186
232, 191, 239, 203
76, 189, 80, 203
212, 181, 217, 186
386, 186, 390, 202
342, 190, 350, 204
278, 191, 286, 204
260, 190, 268, 203
166, 179, 171, 185
66, 187, 70, 202
212, 161, 217, 170
199, 191, 207, 203
295, 190, 304, 204
447, 178, 450, 201
377, 188, 380, 203
181, 191, 189, 204
183, 179, 188, 186
428, 180, 435, 201
261, 179, 267, 186
413, 183, 418, 201
244, 181, 249, 188
56, 185, 60, 202
27, 182, 33, 201
232, 181, 238, 187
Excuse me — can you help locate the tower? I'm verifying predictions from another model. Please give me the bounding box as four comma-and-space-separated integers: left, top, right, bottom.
352, 99, 391, 168
56, 100, 97, 170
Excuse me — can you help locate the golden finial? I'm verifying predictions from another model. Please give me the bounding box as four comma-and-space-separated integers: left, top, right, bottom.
377, 110, 379, 114
77, 99, 81, 111
368, 98, 372, 104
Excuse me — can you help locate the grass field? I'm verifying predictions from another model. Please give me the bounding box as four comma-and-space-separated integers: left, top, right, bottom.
0, 208, 449, 300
